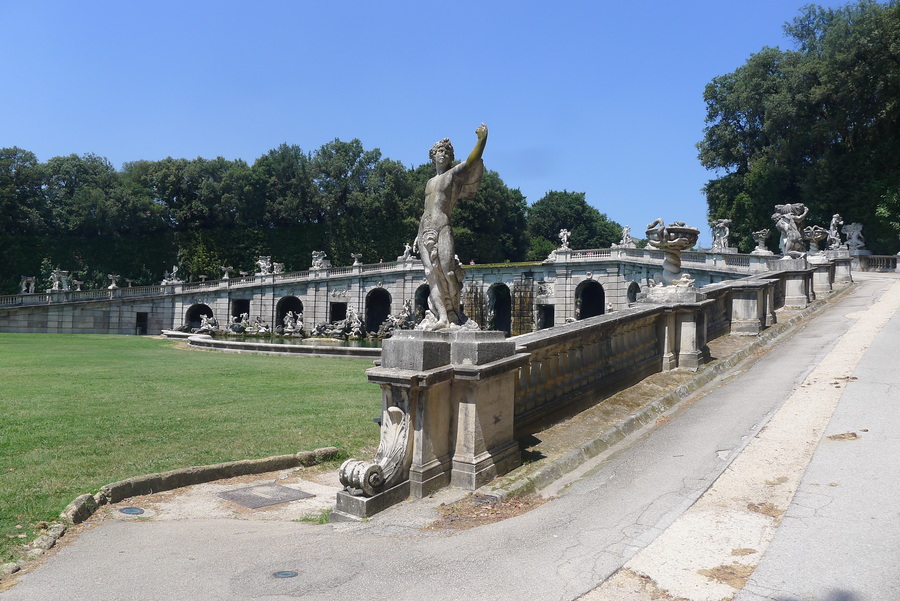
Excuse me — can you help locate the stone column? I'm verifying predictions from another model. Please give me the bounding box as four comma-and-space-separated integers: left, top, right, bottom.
659, 311, 677, 371
729, 283, 767, 335
449, 331, 526, 490
831, 257, 853, 284
676, 308, 705, 371
782, 270, 811, 308
808, 255, 834, 296
764, 280, 777, 327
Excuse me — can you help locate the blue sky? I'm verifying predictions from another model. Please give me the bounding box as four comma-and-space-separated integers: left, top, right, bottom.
2, 1, 849, 248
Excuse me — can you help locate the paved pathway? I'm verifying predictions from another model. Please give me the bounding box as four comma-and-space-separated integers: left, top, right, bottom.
2, 273, 897, 601
735, 276, 900, 601
583, 272, 900, 600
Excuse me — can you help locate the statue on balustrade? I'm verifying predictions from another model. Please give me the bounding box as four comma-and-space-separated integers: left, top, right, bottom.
772, 203, 809, 256
20, 276, 36, 294
711, 219, 732, 252
842, 222, 866, 251
618, 225, 636, 248
827, 214, 845, 250
256, 256, 273, 275
47, 269, 70, 292
416, 123, 488, 331
162, 266, 183, 285
397, 242, 415, 262
311, 251, 331, 270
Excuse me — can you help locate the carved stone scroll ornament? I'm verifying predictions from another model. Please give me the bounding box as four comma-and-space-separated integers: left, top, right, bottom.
339, 405, 411, 497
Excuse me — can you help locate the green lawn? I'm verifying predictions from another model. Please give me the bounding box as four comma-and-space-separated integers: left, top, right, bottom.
0, 334, 381, 561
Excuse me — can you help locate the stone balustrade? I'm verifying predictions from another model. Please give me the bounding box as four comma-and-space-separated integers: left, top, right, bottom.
508, 265, 826, 436
858, 255, 898, 272
514, 300, 713, 432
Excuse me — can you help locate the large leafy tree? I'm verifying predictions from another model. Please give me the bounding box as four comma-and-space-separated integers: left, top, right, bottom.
452, 170, 529, 264
0, 148, 47, 291
525, 190, 622, 259
698, 0, 900, 253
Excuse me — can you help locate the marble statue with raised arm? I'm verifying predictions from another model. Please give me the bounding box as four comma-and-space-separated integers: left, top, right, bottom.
417, 123, 488, 331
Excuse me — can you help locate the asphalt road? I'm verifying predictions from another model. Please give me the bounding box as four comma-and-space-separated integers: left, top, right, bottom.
3, 273, 897, 601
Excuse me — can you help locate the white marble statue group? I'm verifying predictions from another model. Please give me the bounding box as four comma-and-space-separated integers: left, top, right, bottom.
769, 205, 865, 256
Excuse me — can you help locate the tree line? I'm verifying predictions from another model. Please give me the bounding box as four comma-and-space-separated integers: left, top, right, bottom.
698, 0, 900, 253
0, 142, 622, 294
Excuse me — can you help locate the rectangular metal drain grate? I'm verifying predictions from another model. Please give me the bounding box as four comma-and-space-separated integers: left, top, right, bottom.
217, 484, 314, 509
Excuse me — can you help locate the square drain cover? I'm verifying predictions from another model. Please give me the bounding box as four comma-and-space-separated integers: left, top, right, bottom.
217, 484, 314, 509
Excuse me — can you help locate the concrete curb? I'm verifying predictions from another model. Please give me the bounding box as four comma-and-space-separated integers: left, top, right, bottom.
3, 447, 340, 577
486, 285, 855, 500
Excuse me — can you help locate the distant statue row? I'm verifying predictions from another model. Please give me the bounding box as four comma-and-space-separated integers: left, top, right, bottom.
21, 269, 106, 294
767, 205, 866, 257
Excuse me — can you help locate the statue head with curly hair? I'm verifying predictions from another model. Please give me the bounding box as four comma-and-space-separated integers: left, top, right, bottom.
429, 138, 455, 170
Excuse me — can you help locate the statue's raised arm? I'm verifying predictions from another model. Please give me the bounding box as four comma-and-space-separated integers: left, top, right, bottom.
464, 123, 488, 170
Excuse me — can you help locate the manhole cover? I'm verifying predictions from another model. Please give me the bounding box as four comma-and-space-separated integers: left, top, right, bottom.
273, 571, 299, 578
119, 507, 145, 515
217, 484, 314, 509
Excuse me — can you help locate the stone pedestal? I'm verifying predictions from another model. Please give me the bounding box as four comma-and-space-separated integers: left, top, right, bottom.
659, 312, 678, 371
676, 309, 705, 370
764, 280, 777, 327
643, 287, 709, 372
849, 249, 871, 269
643, 285, 706, 304
333, 330, 526, 521
830, 257, 853, 283
451, 334, 525, 489
808, 254, 834, 296
729, 283, 768, 335
783, 270, 812, 308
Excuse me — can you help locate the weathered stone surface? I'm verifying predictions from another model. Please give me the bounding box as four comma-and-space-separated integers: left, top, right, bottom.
313, 446, 339, 463
30, 534, 56, 551
0, 562, 21, 577
381, 330, 451, 370
448, 330, 515, 366
296, 451, 315, 466
60, 493, 98, 524
332, 481, 411, 521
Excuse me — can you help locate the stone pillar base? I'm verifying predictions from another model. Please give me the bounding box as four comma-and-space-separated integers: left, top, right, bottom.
332, 481, 410, 522
731, 319, 762, 336
451, 440, 520, 490
410, 455, 452, 499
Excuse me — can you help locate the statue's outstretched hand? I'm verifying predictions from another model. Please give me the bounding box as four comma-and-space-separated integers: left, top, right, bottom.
475, 123, 488, 139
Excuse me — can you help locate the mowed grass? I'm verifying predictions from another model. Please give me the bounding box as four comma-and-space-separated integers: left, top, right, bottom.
0, 334, 381, 561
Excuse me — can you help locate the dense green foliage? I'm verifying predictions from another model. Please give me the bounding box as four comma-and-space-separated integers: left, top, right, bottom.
1, 139, 621, 293
525, 190, 622, 260
698, 1, 900, 253
0, 334, 380, 561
